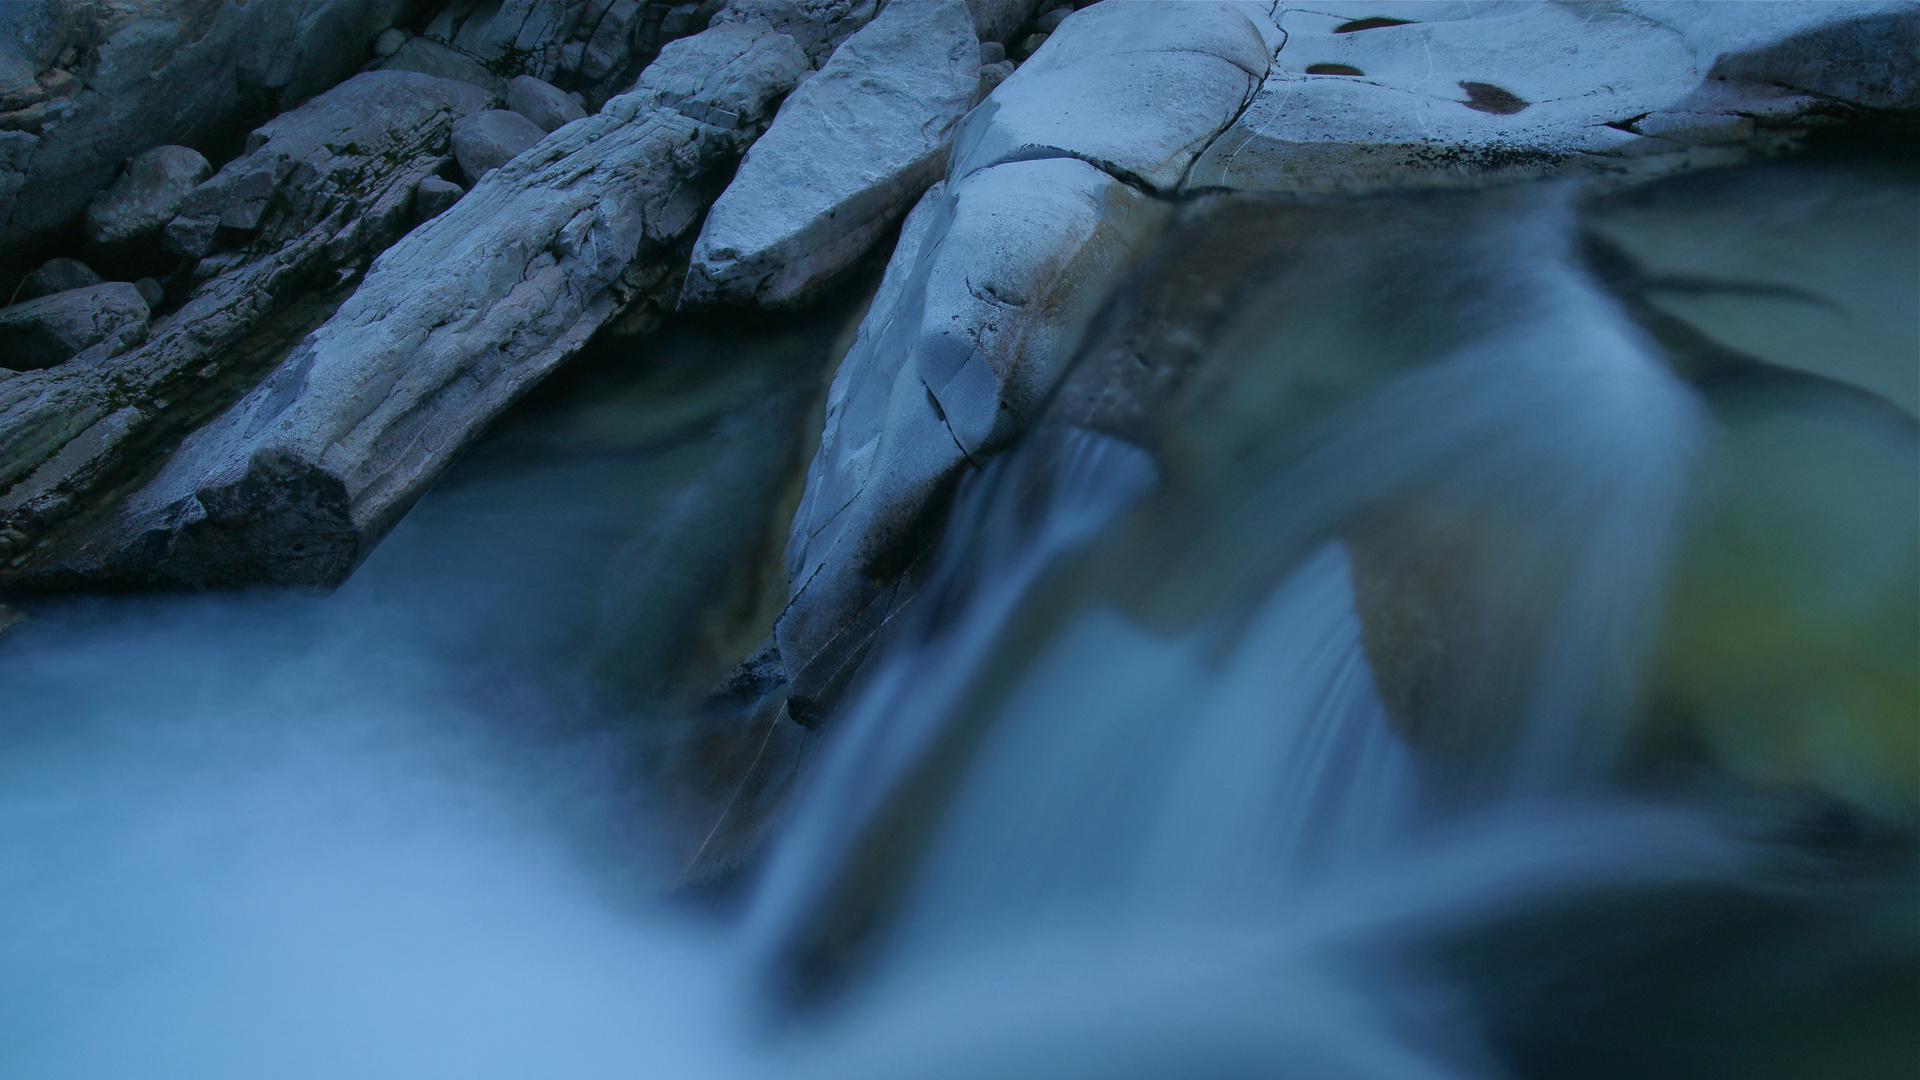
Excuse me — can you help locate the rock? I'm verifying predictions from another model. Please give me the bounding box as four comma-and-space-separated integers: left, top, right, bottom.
376, 35, 509, 97
0, 71, 493, 576
712, 0, 884, 66
164, 71, 497, 258
777, 157, 1167, 716
952, 1, 1272, 192
507, 75, 588, 133
772, 0, 1275, 713
1653, 378, 1918, 821
0, 283, 149, 371
22, 21, 814, 589
1585, 160, 1919, 419
684, 0, 981, 309
413, 176, 465, 221
1, 1, 429, 255
372, 27, 409, 58
83, 145, 212, 268
451, 110, 550, 185
965, 0, 1047, 43
980, 40, 1006, 64
132, 278, 165, 308
14, 258, 102, 303
1034, 6, 1071, 34
978, 59, 1015, 97
1184, 1, 1918, 196
1017, 32, 1049, 57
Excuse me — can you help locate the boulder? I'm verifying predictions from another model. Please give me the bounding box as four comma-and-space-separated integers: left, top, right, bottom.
0, 283, 149, 371
413, 176, 465, 222
83, 145, 212, 269
683, 0, 981, 309
1, 1, 429, 255
777, 157, 1168, 717
14, 258, 102, 303
0, 71, 495, 577
507, 75, 588, 133
1183, 1, 1919, 196
372, 27, 409, 58
949, 0, 1272, 192
451, 110, 550, 185
21, 21, 814, 589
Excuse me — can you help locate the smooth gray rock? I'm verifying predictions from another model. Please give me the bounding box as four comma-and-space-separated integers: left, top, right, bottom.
0, 283, 149, 371
132, 278, 165, 308
414, 176, 465, 221
1034, 6, 1071, 34
15, 258, 102, 302
777, 157, 1168, 715
507, 75, 589, 132
451, 109, 550, 185
372, 27, 409, 57
1184, 1, 1919, 196
1, 1, 427, 254
684, 0, 980, 309
0, 71, 494, 575
951, 0, 1271, 192
980, 40, 1006, 64
27, 21, 813, 589
83, 145, 212, 256
773, 0, 1269, 713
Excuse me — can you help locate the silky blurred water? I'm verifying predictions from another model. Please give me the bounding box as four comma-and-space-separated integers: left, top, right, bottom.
1, 160, 1913, 1080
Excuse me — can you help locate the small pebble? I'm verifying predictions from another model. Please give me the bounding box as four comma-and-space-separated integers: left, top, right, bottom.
980, 40, 1005, 65
1019, 32, 1049, 57
1035, 7, 1071, 34
133, 277, 165, 308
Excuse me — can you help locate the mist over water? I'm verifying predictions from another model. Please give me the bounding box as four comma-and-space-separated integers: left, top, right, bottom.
2, 162, 1914, 1079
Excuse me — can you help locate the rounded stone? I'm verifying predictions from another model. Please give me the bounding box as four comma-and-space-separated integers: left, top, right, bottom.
450, 109, 548, 186
83, 145, 212, 249
15, 257, 103, 302
373, 27, 409, 58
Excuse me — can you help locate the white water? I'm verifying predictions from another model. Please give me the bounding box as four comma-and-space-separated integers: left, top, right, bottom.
5, 171, 1898, 1078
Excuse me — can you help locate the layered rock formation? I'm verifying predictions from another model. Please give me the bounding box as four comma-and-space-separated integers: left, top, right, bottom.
25, 16, 826, 588
1, 1, 427, 261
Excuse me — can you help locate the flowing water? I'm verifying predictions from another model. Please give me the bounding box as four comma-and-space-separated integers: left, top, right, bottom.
2, 160, 1914, 1078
